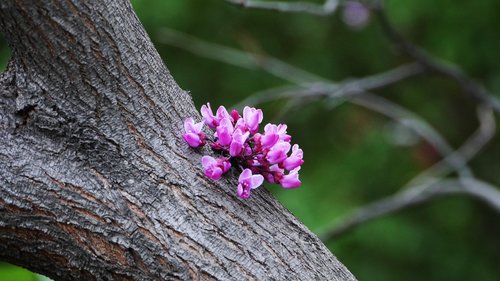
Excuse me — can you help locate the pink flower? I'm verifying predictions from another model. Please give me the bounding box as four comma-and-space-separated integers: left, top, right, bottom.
230, 128, 250, 157
201, 103, 235, 129
276, 124, 291, 142
201, 156, 231, 180
234, 117, 247, 132
216, 118, 234, 146
237, 169, 264, 199
216, 106, 233, 123
183, 103, 304, 198
266, 141, 291, 164
280, 167, 301, 188
283, 144, 304, 170
261, 124, 291, 148
243, 106, 263, 133
261, 125, 279, 148
182, 117, 205, 148
201, 103, 218, 128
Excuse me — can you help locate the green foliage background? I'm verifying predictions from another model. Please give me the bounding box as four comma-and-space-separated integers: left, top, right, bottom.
1, 1, 499, 280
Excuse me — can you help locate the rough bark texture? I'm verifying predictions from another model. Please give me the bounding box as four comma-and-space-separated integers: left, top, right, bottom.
0, 1, 356, 280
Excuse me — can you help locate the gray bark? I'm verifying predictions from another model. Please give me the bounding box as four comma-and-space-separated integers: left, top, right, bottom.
0, 1, 356, 280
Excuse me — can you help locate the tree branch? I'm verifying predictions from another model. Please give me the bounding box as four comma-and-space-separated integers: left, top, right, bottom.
157, 27, 326, 85
318, 103, 498, 241
157, 28, 425, 104
225, 0, 340, 16
351, 93, 474, 178
233, 63, 424, 109
405, 104, 495, 186
375, 5, 500, 113
318, 178, 500, 241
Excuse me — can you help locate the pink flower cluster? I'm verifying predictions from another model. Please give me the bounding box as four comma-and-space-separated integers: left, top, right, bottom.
182, 103, 304, 198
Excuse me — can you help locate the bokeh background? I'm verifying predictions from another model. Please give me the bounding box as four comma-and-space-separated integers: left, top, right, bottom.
1, 0, 499, 280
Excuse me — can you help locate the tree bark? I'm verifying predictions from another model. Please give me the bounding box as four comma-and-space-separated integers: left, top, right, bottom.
0, 1, 355, 280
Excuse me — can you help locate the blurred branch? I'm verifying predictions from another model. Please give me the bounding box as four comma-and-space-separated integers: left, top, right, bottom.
238, 87, 475, 179
234, 63, 424, 108
319, 103, 498, 241
314, 3, 500, 242
375, 5, 500, 113
225, 0, 340, 16
406, 105, 496, 186
157, 27, 424, 98
318, 177, 500, 241
460, 178, 500, 212
351, 93, 473, 178
157, 28, 325, 85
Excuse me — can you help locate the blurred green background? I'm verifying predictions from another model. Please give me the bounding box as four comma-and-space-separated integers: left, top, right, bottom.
1, 0, 499, 280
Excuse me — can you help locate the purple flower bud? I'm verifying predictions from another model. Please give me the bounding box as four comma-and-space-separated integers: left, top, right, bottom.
283, 144, 304, 170
230, 109, 241, 122
237, 169, 264, 199
342, 1, 370, 29
280, 167, 301, 189
182, 117, 205, 148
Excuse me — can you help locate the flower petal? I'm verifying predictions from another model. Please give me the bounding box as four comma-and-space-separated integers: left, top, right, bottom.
239, 168, 252, 182
201, 156, 217, 169
182, 133, 202, 147
250, 174, 264, 189
184, 118, 195, 133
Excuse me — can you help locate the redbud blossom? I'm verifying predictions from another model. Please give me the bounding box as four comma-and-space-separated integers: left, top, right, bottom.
216, 118, 234, 146
201, 103, 218, 128
182, 103, 304, 198
243, 106, 263, 134
237, 169, 264, 199
266, 141, 291, 164
182, 117, 205, 148
283, 144, 304, 170
280, 167, 301, 189
201, 156, 231, 180
261, 124, 291, 148
229, 128, 250, 157
216, 106, 233, 123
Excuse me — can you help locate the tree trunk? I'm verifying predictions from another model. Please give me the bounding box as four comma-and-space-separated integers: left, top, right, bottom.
0, 1, 355, 280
